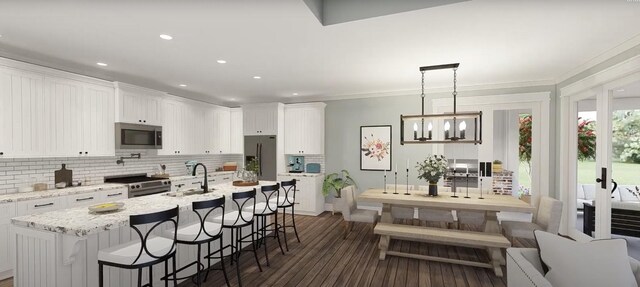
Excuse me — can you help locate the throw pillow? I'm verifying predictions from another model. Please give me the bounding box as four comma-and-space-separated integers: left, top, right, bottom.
534, 230, 637, 287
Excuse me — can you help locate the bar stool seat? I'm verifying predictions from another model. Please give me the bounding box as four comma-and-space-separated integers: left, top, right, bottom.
214, 211, 254, 226
167, 222, 222, 242
98, 236, 174, 266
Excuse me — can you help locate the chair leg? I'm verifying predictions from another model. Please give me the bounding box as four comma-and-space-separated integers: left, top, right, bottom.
251, 222, 263, 272
137, 268, 143, 287
219, 238, 231, 287
273, 212, 285, 255
99, 262, 104, 287
235, 227, 242, 287
204, 242, 211, 282
172, 255, 178, 287
164, 259, 169, 287
229, 227, 235, 266
148, 265, 153, 287
343, 220, 349, 239
291, 205, 301, 243
262, 216, 270, 266
281, 208, 289, 251
196, 244, 202, 287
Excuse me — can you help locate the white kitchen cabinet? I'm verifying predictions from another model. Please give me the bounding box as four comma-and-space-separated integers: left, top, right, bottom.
0, 202, 16, 279
276, 174, 325, 216
284, 103, 325, 155
159, 99, 187, 155
67, 192, 101, 208
115, 82, 163, 126
205, 107, 231, 154
0, 67, 45, 158
230, 108, 244, 154
100, 188, 128, 201
242, 103, 282, 136
79, 84, 116, 157
16, 196, 68, 215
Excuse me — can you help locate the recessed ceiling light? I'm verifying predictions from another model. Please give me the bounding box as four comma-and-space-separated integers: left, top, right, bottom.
217, 60, 227, 64
96, 62, 108, 67
253, 76, 261, 79
159, 34, 173, 40
229, 98, 236, 101
179, 84, 187, 87
292, 93, 299, 96
617, 89, 625, 92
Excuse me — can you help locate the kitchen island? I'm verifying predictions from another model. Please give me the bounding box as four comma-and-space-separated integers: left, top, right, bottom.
10, 181, 276, 287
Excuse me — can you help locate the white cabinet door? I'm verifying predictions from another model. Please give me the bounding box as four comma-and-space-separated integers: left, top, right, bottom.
45, 77, 85, 157
67, 192, 101, 208
16, 196, 67, 215
230, 108, 244, 154
215, 108, 231, 154
0, 68, 46, 158
159, 100, 184, 155
242, 103, 279, 135
100, 188, 127, 201
117, 89, 162, 125
284, 103, 325, 155
0, 202, 15, 276
80, 84, 115, 157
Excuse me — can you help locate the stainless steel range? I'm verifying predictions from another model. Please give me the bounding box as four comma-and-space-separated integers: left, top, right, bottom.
104, 174, 171, 198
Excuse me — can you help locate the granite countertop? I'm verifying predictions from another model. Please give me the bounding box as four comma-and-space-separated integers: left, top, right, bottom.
277, 172, 324, 178
11, 181, 277, 237
169, 171, 235, 182
0, 184, 127, 204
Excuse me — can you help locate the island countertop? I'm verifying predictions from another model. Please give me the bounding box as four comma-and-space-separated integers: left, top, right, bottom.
11, 181, 277, 237
0, 183, 126, 204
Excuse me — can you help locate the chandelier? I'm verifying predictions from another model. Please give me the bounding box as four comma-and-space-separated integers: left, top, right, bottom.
400, 63, 482, 145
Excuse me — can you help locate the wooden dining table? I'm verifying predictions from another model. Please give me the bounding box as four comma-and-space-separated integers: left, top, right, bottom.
358, 187, 534, 276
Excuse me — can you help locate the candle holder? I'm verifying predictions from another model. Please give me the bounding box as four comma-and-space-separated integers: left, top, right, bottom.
479, 178, 484, 199
464, 174, 471, 198
404, 168, 410, 195
383, 174, 387, 194
451, 186, 458, 198
394, 172, 398, 194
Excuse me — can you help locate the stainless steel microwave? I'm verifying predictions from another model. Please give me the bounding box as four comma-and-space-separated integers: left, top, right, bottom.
115, 123, 163, 149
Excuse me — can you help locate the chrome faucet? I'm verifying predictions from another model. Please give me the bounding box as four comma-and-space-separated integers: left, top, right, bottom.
191, 163, 208, 193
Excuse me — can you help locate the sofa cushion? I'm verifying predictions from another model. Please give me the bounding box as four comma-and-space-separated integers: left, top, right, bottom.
612, 201, 640, 211
576, 185, 586, 200
534, 230, 637, 287
582, 184, 596, 200
620, 186, 640, 202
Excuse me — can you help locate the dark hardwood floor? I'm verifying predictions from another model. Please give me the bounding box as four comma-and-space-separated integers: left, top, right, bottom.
1, 212, 533, 287
197, 212, 532, 287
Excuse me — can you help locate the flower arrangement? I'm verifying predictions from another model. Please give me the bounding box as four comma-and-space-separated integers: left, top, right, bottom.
517, 185, 531, 198
416, 155, 448, 184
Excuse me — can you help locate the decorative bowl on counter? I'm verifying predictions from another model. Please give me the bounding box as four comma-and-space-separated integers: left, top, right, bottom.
89, 202, 125, 213
232, 180, 259, 187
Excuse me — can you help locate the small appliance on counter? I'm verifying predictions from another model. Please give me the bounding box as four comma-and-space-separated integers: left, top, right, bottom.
185, 160, 199, 174
306, 163, 321, 173
288, 156, 305, 173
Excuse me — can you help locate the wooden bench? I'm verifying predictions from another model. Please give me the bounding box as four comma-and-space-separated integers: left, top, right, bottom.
374, 223, 511, 277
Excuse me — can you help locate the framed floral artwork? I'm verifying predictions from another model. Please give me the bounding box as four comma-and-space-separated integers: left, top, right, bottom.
360, 125, 392, 171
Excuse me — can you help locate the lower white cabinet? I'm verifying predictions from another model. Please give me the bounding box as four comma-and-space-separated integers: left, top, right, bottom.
16, 196, 68, 215
0, 202, 16, 279
276, 174, 325, 216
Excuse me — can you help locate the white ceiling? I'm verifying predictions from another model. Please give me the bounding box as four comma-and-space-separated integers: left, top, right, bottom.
0, 0, 639, 106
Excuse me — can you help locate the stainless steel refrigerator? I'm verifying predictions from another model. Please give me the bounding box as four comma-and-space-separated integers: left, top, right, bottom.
244, 136, 277, 181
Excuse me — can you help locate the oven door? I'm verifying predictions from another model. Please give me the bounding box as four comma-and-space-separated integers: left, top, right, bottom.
116, 123, 163, 149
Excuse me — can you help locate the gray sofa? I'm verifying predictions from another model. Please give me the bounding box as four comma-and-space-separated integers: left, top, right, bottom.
577, 184, 640, 209
506, 248, 640, 287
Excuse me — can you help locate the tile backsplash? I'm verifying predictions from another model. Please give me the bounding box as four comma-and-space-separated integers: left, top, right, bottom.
0, 150, 243, 194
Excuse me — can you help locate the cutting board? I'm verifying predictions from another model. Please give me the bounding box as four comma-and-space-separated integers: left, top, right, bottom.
54, 164, 73, 186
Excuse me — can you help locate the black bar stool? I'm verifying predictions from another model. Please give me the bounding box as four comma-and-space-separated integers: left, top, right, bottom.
161, 196, 230, 287
214, 189, 262, 287
243, 183, 285, 266
98, 205, 179, 287
275, 179, 301, 251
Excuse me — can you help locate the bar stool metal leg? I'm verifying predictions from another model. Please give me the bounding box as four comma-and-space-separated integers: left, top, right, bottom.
291, 205, 301, 243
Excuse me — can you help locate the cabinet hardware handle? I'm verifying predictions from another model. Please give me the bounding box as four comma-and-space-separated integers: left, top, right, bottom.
143, 120, 146, 123
0, 152, 4, 155
107, 192, 123, 197
35, 203, 54, 208
223, 177, 230, 180
139, 120, 142, 122
79, 151, 82, 154
192, 181, 201, 184
76, 197, 94, 202
85, 152, 88, 155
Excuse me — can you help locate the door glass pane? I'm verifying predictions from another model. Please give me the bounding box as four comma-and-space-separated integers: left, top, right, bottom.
576, 95, 597, 237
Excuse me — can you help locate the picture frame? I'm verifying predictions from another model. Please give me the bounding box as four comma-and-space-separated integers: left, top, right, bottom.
360, 125, 392, 171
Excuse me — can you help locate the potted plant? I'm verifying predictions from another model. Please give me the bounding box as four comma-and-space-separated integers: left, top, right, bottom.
416, 155, 448, 196
322, 170, 357, 214
492, 160, 503, 173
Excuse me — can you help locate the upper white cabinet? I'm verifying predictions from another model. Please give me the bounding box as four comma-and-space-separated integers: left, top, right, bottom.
229, 108, 243, 154
205, 107, 231, 154
115, 82, 163, 126
159, 99, 187, 155
0, 65, 115, 158
284, 102, 325, 155
243, 103, 282, 135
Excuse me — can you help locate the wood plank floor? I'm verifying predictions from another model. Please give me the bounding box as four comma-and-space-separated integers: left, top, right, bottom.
1, 212, 533, 287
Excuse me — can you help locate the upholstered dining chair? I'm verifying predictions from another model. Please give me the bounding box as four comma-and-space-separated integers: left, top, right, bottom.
341, 185, 379, 239
501, 196, 563, 242
417, 185, 455, 228
385, 184, 415, 221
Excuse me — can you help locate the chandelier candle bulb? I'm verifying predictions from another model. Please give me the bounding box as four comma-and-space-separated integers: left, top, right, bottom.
428, 122, 433, 139
444, 121, 451, 139
460, 121, 467, 139
413, 123, 418, 140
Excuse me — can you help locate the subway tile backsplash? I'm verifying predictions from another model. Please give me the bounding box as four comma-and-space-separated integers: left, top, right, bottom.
0, 150, 243, 194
